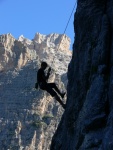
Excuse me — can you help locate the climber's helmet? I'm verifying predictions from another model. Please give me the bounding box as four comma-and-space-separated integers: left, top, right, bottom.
41, 62, 48, 70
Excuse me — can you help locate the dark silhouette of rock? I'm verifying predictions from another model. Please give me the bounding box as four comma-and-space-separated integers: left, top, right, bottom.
51, 0, 113, 149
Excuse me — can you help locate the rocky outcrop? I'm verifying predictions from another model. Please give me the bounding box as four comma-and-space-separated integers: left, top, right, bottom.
23, 33, 71, 75
51, 0, 113, 149
0, 33, 71, 149
0, 33, 71, 75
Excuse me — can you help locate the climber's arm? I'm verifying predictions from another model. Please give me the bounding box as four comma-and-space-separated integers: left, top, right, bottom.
38, 68, 51, 82
45, 68, 51, 80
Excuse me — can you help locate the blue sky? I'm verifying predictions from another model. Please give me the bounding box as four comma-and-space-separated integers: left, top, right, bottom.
0, 0, 76, 49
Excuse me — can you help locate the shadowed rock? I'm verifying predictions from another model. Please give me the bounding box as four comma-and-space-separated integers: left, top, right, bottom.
51, 0, 113, 149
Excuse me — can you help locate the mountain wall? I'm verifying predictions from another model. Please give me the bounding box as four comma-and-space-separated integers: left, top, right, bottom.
51, 0, 113, 149
0, 33, 71, 149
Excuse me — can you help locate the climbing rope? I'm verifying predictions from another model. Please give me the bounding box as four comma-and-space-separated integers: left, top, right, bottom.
51, 1, 77, 66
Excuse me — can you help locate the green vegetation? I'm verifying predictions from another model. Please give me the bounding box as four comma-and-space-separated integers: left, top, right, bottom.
32, 121, 47, 129
42, 113, 54, 119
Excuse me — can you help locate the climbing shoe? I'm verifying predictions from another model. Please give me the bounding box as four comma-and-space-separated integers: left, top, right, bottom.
61, 92, 66, 99
62, 104, 66, 109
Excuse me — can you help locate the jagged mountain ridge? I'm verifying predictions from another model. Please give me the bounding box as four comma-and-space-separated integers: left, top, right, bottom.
0, 33, 71, 149
0, 33, 71, 74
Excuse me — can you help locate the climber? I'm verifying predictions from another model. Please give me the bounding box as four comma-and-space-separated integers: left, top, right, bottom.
37, 62, 66, 109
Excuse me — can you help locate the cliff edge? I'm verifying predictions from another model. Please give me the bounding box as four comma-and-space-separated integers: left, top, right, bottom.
51, 0, 113, 149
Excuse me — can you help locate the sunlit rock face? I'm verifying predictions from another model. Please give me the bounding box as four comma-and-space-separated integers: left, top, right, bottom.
0, 33, 71, 149
51, 0, 113, 149
19, 33, 71, 75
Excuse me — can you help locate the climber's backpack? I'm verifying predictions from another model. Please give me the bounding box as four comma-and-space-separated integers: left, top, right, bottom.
35, 82, 39, 89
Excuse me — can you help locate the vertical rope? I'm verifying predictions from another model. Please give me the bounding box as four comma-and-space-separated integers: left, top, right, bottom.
51, 1, 77, 66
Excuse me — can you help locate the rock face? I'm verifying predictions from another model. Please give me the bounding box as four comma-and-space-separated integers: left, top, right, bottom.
0, 33, 71, 149
51, 0, 113, 149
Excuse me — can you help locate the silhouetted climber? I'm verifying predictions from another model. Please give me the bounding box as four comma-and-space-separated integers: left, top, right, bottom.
37, 62, 66, 109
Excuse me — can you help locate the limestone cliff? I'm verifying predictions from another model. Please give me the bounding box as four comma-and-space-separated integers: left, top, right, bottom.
0, 33, 71, 149
51, 0, 113, 149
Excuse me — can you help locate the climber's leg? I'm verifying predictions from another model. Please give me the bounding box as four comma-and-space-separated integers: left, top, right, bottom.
47, 83, 65, 98
43, 84, 66, 109
44, 84, 57, 97
54, 95, 66, 109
